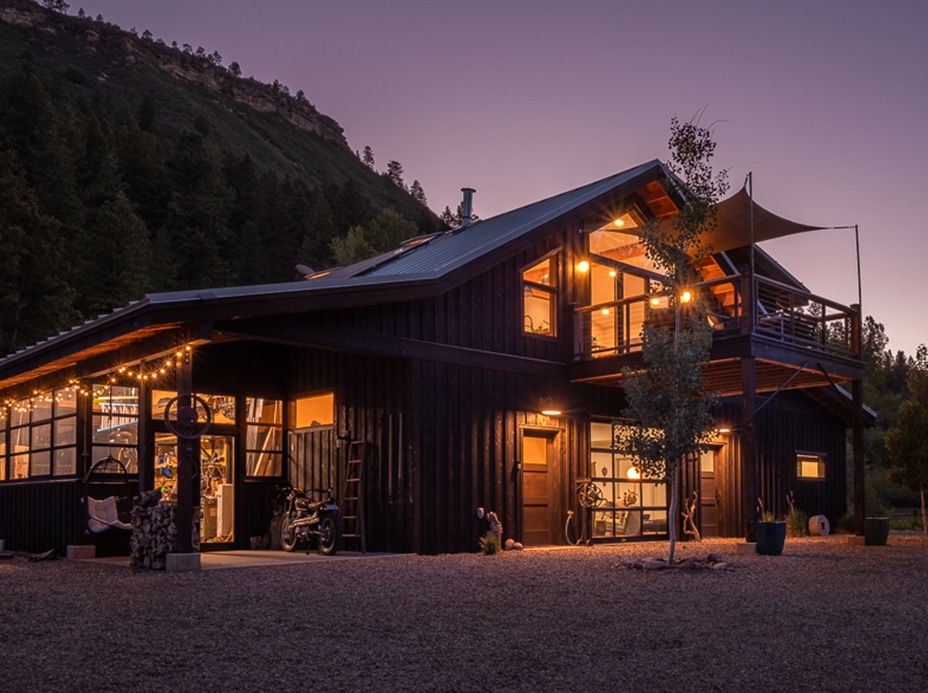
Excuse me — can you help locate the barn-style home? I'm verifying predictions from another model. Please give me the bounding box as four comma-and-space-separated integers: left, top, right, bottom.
0, 159, 867, 556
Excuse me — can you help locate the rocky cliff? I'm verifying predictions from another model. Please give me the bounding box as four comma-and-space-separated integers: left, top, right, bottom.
0, 0, 348, 148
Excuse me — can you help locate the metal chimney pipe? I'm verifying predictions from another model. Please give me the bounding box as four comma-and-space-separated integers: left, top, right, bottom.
461, 188, 475, 227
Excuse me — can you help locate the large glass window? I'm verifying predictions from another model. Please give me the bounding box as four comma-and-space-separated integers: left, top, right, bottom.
93, 386, 139, 473
589, 420, 668, 539
589, 261, 650, 357
246, 398, 283, 476
522, 255, 557, 336
1, 389, 80, 478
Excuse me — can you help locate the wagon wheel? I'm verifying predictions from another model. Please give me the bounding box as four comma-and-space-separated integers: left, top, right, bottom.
577, 481, 605, 508
163, 395, 212, 440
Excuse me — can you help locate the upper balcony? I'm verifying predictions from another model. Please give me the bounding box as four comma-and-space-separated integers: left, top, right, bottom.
571, 269, 863, 397
574, 273, 860, 361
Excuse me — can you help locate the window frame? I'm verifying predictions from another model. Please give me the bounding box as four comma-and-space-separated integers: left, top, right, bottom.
796, 451, 827, 480
521, 251, 559, 338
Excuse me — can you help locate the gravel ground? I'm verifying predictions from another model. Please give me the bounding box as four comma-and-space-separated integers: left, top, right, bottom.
1, 534, 927, 692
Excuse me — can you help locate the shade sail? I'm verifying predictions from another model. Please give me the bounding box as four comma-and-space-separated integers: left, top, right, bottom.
706, 186, 825, 253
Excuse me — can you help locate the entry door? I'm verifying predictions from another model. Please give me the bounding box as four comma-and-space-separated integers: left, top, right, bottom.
522, 431, 556, 545
153, 432, 235, 545
699, 448, 718, 538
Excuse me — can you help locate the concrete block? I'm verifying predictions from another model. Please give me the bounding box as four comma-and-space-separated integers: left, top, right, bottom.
847, 535, 867, 546
735, 542, 757, 555
66, 545, 96, 560
166, 552, 201, 572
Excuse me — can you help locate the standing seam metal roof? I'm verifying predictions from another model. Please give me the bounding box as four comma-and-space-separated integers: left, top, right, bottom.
357, 160, 668, 278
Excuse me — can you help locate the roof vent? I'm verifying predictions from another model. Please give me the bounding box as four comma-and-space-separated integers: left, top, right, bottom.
461, 187, 476, 227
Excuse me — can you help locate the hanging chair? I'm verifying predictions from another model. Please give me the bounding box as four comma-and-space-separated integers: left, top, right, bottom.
83, 455, 134, 534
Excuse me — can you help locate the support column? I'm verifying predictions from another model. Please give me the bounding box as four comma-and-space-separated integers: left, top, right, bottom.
741, 356, 756, 542
174, 349, 195, 555
852, 378, 865, 536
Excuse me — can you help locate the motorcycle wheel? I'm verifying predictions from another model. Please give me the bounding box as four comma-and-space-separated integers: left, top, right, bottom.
318, 515, 339, 555
279, 513, 298, 552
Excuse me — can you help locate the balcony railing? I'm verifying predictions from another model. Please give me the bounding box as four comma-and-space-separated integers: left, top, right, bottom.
574, 274, 860, 361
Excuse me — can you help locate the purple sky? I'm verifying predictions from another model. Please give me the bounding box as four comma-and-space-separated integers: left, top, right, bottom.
78, 0, 928, 356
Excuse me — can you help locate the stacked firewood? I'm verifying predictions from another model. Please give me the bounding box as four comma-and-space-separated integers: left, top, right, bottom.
129, 490, 201, 570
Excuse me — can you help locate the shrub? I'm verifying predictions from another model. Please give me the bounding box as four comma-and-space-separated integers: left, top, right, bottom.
479, 535, 501, 555
785, 491, 807, 537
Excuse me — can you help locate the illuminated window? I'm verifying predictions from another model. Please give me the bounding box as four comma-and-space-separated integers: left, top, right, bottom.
522, 255, 557, 336
245, 398, 284, 477
2, 389, 80, 479
94, 386, 139, 473
797, 453, 826, 480
292, 392, 335, 429
589, 420, 668, 539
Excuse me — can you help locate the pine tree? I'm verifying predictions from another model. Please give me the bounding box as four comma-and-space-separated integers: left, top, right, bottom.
410, 179, 427, 206
0, 151, 75, 354
886, 346, 928, 541
362, 145, 375, 169
386, 160, 406, 191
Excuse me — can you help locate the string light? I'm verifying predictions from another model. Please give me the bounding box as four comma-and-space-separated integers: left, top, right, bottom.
1, 343, 194, 413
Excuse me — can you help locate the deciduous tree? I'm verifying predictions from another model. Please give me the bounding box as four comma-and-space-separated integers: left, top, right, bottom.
619, 115, 728, 563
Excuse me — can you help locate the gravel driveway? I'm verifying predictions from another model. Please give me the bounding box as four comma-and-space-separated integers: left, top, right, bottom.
1, 535, 926, 692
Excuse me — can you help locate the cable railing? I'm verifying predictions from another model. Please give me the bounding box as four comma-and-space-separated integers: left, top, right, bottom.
574, 275, 859, 361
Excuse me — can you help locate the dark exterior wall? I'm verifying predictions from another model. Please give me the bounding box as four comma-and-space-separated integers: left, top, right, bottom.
754, 391, 848, 526
0, 480, 83, 555
410, 360, 588, 554
706, 392, 848, 537
288, 347, 416, 553
308, 226, 585, 364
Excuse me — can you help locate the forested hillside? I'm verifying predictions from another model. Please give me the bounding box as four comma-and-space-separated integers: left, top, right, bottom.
0, 0, 440, 356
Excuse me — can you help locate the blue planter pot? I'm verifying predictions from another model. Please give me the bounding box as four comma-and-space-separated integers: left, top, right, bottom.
864, 517, 890, 546
755, 521, 787, 555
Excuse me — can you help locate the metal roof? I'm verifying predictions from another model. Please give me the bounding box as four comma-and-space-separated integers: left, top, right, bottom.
336, 159, 669, 280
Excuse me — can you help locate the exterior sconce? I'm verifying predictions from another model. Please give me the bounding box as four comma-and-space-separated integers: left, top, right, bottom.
539, 398, 562, 416
335, 434, 351, 448
576, 260, 590, 273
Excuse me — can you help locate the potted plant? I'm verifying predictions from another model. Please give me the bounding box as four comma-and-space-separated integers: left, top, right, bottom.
755, 498, 787, 555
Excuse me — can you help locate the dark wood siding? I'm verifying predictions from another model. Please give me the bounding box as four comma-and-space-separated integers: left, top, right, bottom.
698, 393, 848, 538
288, 348, 416, 553
0, 480, 82, 554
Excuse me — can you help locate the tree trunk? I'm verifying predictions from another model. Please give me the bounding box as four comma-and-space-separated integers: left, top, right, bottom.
668, 465, 680, 563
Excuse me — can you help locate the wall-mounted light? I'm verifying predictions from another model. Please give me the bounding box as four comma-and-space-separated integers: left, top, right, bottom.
576, 260, 590, 273
680, 290, 692, 303
539, 398, 562, 416
335, 434, 351, 448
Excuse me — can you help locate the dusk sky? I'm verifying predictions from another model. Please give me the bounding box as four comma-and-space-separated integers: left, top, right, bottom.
79, 0, 927, 356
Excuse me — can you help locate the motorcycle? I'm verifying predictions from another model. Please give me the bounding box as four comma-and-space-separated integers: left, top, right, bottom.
276, 486, 340, 555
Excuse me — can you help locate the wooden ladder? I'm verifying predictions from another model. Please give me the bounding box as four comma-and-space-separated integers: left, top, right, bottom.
341, 441, 366, 552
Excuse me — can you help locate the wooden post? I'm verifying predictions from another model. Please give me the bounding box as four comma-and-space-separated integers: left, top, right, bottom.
852, 378, 865, 536
174, 349, 194, 554
742, 356, 756, 542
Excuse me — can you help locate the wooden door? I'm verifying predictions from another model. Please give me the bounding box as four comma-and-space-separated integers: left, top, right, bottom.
522, 430, 557, 545
699, 448, 719, 538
